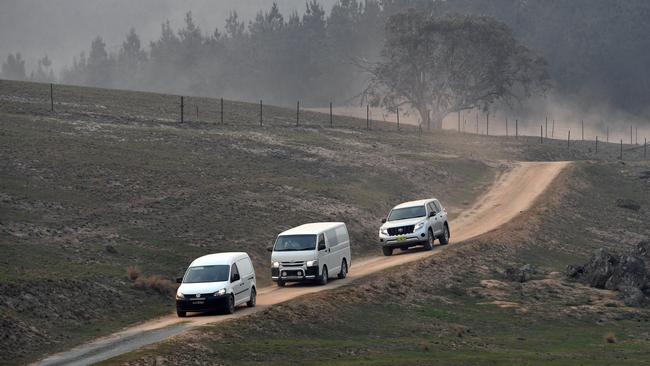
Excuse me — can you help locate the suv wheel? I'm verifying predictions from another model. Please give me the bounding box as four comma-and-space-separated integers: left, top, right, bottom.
318, 266, 328, 285
424, 229, 434, 250
246, 287, 256, 307
439, 224, 450, 245
338, 259, 348, 279
382, 247, 393, 256
277, 280, 286, 287
176, 310, 186, 318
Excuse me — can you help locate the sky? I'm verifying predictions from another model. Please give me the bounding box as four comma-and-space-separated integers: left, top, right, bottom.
0, 0, 339, 73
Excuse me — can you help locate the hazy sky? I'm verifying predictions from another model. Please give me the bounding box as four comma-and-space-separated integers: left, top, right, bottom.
0, 0, 338, 72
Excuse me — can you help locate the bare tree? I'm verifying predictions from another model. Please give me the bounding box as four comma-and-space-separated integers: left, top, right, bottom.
361, 12, 549, 129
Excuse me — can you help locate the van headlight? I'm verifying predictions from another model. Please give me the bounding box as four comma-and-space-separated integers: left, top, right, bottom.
306, 260, 318, 267
175, 291, 185, 300
214, 288, 226, 297
414, 221, 425, 231
272, 261, 280, 268
380, 228, 388, 235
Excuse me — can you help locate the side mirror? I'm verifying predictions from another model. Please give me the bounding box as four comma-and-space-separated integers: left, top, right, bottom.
381, 218, 386, 223
175, 277, 183, 284
231, 273, 240, 282
429, 211, 436, 217
266, 245, 273, 252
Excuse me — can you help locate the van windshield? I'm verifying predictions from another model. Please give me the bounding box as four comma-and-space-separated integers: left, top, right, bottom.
274, 235, 317, 251
388, 205, 426, 221
183, 265, 229, 283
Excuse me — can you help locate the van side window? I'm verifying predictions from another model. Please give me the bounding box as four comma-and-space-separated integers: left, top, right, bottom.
318, 234, 326, 250
237, 258, 251, 276
433, 200, 442, 212
230, 263, 239, 281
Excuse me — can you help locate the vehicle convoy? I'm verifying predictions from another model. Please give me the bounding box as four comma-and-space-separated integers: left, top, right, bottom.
271, 222, 351, 287
175, 252, 256, 317
378, 198, 450, 256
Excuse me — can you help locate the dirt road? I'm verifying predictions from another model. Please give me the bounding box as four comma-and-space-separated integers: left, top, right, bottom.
33, 161, 569, 366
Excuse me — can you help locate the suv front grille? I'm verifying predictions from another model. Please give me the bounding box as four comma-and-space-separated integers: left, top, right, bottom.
387, 225, 415, 236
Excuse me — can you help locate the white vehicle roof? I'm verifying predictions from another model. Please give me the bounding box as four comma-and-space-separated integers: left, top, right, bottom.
278, 222, 346, 236
393, 199, 436, 209
189, 252, 249, 267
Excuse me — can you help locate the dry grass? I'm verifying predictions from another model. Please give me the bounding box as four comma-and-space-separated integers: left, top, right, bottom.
126, 266, 141, 281
133, 275, 177, 297
604, 332, 617, 344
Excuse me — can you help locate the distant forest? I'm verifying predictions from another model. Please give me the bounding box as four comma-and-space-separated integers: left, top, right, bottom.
3, 0, 650, 117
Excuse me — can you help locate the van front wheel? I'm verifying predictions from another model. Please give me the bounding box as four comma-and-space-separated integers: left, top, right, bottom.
222, 294, 235, 314
318, 266, 328, 285
277, 280, 285, 287
338, 259, 348, 279
176, 310, 186, 317
382, 247, 393, 256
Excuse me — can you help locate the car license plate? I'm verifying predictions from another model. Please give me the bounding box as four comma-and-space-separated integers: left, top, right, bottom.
397, 236, 406, 241
192, 301, 204, 304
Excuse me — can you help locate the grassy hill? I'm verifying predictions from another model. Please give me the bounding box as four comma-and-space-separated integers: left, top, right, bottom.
1, 79, 648, 364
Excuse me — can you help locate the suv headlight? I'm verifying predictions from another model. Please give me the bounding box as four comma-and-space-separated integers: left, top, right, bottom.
176, 291, 185, 300
214, 288, 226, 297
380, 228, 388, 235
414, 221, 425, 230
272, 261, 280, 268
306, 260, 318, 267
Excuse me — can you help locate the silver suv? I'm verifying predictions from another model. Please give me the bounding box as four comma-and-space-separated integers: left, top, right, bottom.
378, 198, 450, 256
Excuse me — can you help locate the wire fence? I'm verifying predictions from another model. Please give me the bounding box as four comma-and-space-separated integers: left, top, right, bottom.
0, 79, 647, 161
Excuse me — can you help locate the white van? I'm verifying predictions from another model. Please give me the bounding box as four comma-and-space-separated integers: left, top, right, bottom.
271, 222, 351, 286
175, 252, 256, 317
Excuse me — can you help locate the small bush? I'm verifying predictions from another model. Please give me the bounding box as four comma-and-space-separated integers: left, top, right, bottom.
604, 332, 617, 344
127, 266, 141, 281
133, 275, 176, 297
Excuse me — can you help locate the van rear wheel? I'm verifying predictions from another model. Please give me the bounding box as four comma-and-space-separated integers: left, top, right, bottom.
338, 259, 348, 279
246, 287, 256, 307
318, 266, 328, 285
382, 247, 393, 256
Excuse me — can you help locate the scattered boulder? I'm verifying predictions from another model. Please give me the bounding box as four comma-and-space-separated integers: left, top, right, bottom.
567, 244, 649, 307
505, 264, 536, 283
616, 198, 641, 211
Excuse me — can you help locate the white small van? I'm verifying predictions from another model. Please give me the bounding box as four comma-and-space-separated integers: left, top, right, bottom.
175, 252, 256, 317
271, 222, 351, 286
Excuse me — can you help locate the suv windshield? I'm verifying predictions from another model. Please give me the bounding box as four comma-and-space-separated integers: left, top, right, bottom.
183, 265, 229, 283
274, 235, 317, 251
388, 205, 427, 221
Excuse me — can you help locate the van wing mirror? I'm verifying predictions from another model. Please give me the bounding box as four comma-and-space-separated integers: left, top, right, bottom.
266, 245, 273, 252
429, 211, 436, 217
381, 218, 386, 223
231, 273, 240, 282
175, 277, 183, 284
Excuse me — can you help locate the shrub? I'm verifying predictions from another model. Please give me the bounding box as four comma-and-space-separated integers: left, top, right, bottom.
133, 275, 176, 297
604, 332, 617, 344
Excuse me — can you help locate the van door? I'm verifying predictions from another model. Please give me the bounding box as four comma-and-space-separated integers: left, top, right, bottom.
230, 263, 247, 305
335, 225, 351, 272
316, 233, 330, 277
324, 229, 341, 276
236, 258, 254, 301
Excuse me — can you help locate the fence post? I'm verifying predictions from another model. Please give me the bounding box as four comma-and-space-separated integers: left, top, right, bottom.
195, 105, 199, 121
552, 119, 555, 138
296, 100, 299, 126
581, 120, 584, 141
595, 136, 598, 154
396, 106, 400, 131
50, 83, 54, 112
635, 127, 638, 145
631, 125, 633, 145
606, 126, 609, 143
220, 98, 224, 124
540, 125, 543, 144
515, 119, 518, 138
476, 112, 479, 134
645, 138, 647, 159
428, 111, 431, 132
506, 118, 508, 137
620, 139, 623, 160
366, 104, 370, 130
458, 111, 461, 132
180, 96, 184, 123
330, 102, 333, 127
486, 112, 489, 136
259, 100, 263, 126
568, 130, 570, 149
545, 116, 548, 138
